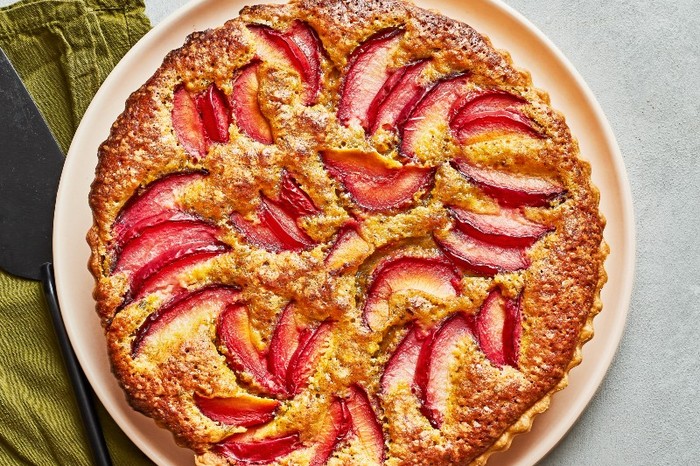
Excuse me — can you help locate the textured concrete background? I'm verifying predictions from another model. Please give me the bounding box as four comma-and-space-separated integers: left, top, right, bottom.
0, 0, 695, 463
143, 2, 700, 464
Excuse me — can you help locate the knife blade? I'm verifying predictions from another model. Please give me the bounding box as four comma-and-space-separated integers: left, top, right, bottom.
0, 47, 112, 466
0, 48, 64, 280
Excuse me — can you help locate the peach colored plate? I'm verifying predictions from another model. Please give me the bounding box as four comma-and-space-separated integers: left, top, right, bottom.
54, 0, 634, 464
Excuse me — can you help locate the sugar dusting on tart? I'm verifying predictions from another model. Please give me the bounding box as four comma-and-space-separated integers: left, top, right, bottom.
87, 0, 608, 464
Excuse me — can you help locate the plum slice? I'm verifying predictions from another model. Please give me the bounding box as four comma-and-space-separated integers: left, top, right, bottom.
231, 203, 313, 252
435, 227, 529, 277
449, 205, 551, 248
286, 20, 324, 105
217, 300, 332, 397
450, 89, 542, 141
131, 285, 240, 356
267, 303, 334, 395
286, 320, 334, 395
195, 84, 231, 143
452, 90, 527, 116
267, 302, 307, 383
453, 109, 542, 142
380, 324, 424, 396
230, 61, 274, 144
368, 59, 431, 134
172, 86, 207, 158
231, 199, 315, 253
325, 222, 371, 272
113, 220, 226, 283
259, 197, 316, 251
338, 28, 404, 129
279, 172, 320, 218
194, 393, 279, 427
218, 304, 287, 395
345, 385, 385, 463
112, 171, 206, 250
452, 158, 564, 207
363, 256, 461, 331
307, 398, 352, 466
230, 211, 286, 252
474, 289, 522, 368
230, 176, 318, 252
399, 73, 470, 160
321, 149, 434, 211
214, 431, 302, 464
247, 24, 320, 106
130, 250, 225, 304
413, 314, 473, 428
248, 24, 307, 72
172, 84, 231, 157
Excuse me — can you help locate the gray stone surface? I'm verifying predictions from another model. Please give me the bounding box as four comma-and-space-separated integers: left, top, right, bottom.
145, 0, 190, 24
0, 0, 696, 464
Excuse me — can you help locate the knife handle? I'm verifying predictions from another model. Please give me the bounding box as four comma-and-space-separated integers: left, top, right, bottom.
40, 263, 113, 466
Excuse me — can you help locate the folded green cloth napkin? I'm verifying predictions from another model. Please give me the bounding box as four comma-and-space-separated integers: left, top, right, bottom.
0, 1, 153, 464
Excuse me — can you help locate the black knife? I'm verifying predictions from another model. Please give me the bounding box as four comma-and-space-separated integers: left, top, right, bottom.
0, 47, 112, 466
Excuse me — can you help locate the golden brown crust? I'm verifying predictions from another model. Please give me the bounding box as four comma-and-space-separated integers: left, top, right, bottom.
87, 0, 607, 464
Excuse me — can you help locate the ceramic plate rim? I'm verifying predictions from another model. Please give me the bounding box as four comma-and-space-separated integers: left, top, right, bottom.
53, 0, 635, 464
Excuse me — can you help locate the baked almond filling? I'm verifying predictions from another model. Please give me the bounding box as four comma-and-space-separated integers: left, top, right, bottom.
87, 1, 607, 464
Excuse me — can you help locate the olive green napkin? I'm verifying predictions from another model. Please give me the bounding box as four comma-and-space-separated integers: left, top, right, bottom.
0, 0, 153, 464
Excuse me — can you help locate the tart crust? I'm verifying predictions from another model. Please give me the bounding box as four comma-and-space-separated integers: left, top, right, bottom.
87, 0, 608, 464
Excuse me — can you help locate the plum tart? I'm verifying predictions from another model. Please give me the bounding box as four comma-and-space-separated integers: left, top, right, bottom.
87, 0, 607, 464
